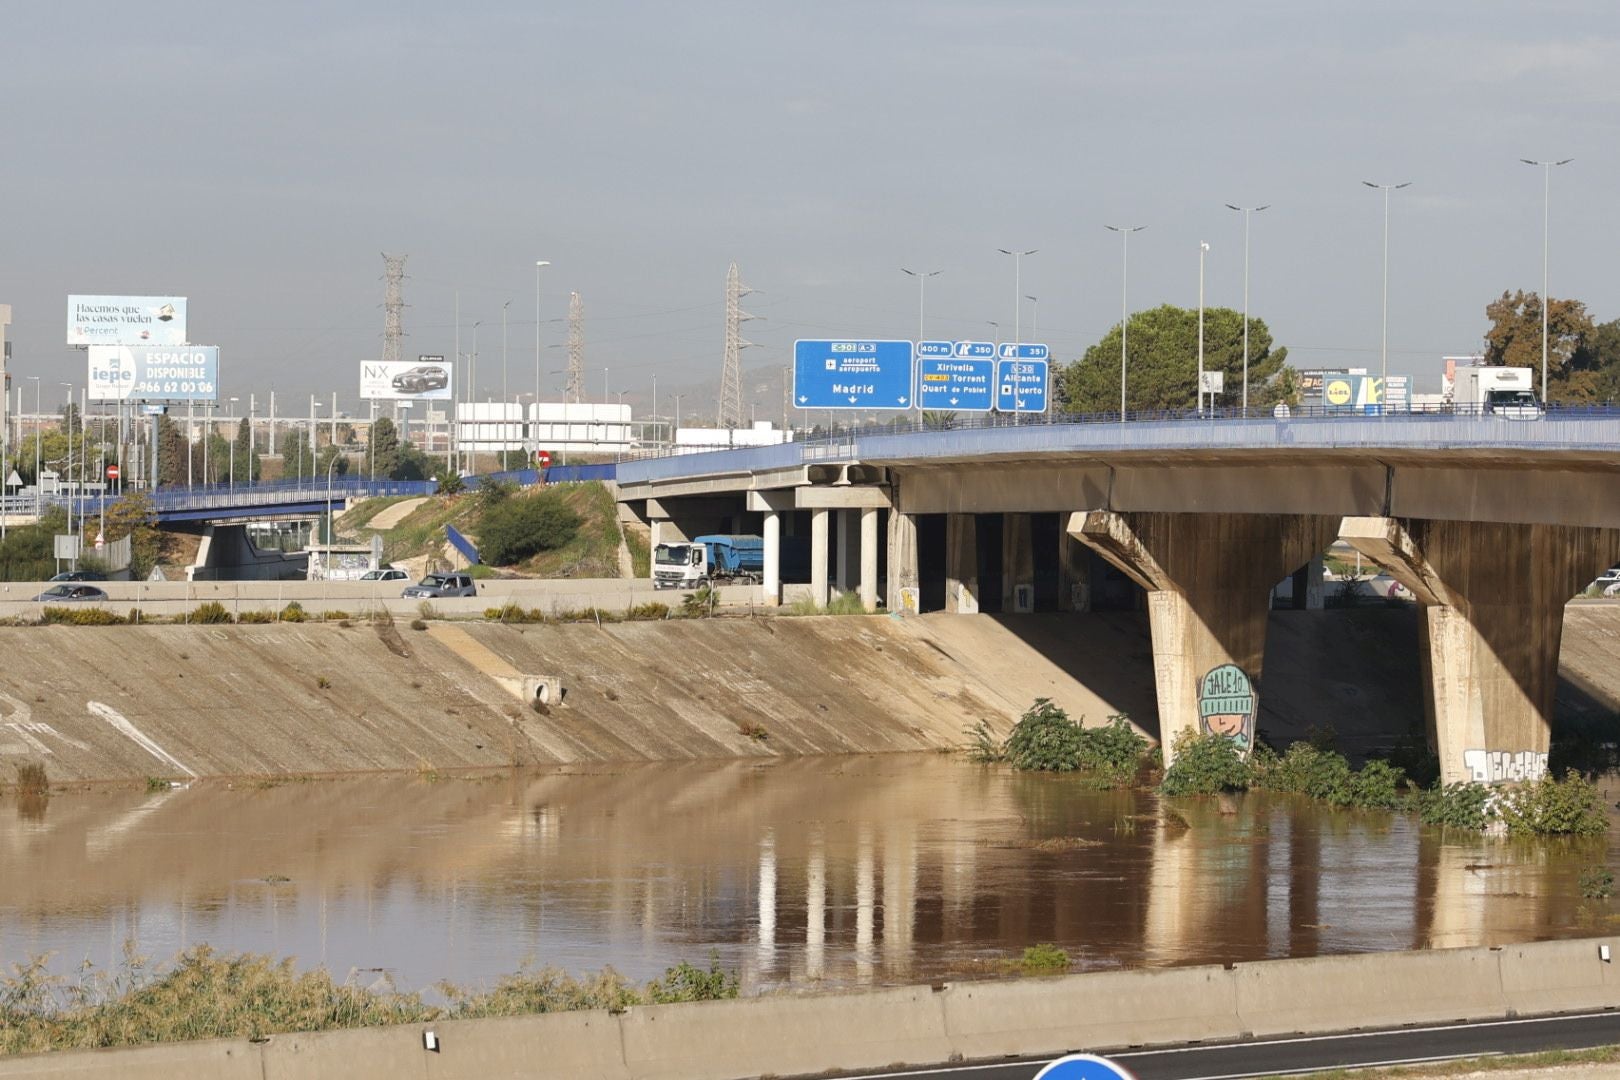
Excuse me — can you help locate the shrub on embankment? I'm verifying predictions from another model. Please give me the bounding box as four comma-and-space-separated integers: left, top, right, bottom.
0, 946, 738, 1056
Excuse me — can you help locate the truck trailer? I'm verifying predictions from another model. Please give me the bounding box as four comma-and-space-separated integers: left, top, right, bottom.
652, 534, 812, 590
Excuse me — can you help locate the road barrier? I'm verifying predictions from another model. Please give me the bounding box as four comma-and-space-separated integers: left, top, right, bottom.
5, 937, 1620, 1079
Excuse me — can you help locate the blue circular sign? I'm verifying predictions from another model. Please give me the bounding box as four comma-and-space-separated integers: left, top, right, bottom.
1034, 1053, 1136, 1080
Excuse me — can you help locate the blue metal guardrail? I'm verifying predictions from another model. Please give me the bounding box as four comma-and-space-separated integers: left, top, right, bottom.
614, 402, 1620, 484
445, 523, 481, 565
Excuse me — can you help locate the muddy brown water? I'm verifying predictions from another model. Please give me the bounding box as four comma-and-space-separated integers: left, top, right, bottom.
3, 754, 1617, 995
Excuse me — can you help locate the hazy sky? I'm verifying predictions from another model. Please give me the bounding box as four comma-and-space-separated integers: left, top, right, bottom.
3, 1, 1617, 415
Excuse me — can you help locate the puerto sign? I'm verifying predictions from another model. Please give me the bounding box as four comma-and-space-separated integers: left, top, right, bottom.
996, 357, 1049, 413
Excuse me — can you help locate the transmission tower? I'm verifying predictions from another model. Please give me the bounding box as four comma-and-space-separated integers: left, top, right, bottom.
380, 253, 408, 362
718, 262, 756, 428
566, 291, 584, 404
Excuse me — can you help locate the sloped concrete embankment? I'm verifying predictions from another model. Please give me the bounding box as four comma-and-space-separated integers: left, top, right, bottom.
5, 606, 1616, 783
2, 937, 1617, 1080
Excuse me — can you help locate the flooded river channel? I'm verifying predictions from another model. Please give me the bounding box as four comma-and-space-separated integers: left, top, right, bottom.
3, 754, 1617, 994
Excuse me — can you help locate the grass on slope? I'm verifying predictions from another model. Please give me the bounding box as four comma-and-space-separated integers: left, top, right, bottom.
342, 482, 624, 578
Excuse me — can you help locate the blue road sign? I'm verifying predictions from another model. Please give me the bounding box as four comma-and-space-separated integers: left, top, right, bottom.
998, 342, 1049, 360
793, 339, 914, 410
1035, 1054, 1135, 1080
916, 340, 954, 358
954, 340, 997, 359
996, 357, 1049, 413
917, 356, 995, 412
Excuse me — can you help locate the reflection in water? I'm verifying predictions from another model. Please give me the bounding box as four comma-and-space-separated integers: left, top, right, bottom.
0, 755, 1614, 994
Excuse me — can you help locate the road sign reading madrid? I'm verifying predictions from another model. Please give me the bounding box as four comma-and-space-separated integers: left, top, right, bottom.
917, 356, 994, 412
794, 340, 914, 410
997, 356, 1050, 413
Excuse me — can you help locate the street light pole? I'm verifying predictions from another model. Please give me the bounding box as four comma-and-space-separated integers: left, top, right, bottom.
1198, 242, 1209, 416
997, 248, 1038, 349
229, 397, 239, 490
1520, 158, 1573, 403
501, 299, 510, 406
1104, 226, 1146, 423
1224, 202, 1270, 413
899, 267, 942, 341
534, 260, 550, 451
1362, 181, 1412, 413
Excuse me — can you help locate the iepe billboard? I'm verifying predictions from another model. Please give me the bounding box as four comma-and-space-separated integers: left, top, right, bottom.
68, 296, 188, 346
87, 345, 218, 402
360, 357, 453, 401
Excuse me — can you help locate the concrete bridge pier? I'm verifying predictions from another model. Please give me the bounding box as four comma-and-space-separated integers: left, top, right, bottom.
1069, 510, 1338, 763
887, 511, 919, 612
946, 513, 978, 614
1342, 516, 1620, 786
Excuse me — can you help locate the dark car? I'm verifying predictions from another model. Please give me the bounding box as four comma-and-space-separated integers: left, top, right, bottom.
390, 365, 449, 394
402, 573, 477, 599
34, 584, 110, 602
49, 570, 108, 582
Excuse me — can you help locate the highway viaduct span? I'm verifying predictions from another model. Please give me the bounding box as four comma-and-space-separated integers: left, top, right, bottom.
617, 411, 1620, 787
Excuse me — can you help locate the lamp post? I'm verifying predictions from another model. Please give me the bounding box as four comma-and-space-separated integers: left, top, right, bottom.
324, 452, 341, 583
59, 383, 74, 543
997, 248, 1037, 354
1025, 295, 1039, 340
229, 397, 240, 490
1198, 242, 1210, 416
26, 377, 39, 512
1520, 158, 1573, 403
501, 299, 510, 405
1104, 225, 1146, 423
310, 397, 323, 487
899, 267, 942, 341
1224, 202, 1269, 413
675, 394, 685, 435
1361, 181, 1411, 413
534, 260, 551, 451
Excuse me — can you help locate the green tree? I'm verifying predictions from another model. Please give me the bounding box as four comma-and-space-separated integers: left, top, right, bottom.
279, 430, 312, 482
1057, 305, 1294, 414
314, 444, 350, 481
103, 490, 160, 579
157, 415, 189, 488
231, 417, 261, 483
1482, 290, 1597, 402
368, 417, 401, 479
1588, 319, 1620, 401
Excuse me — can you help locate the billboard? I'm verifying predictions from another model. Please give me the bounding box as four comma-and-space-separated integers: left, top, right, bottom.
68, 296, 188, 347
360, 357, 453, 401
88, 345, 218, 402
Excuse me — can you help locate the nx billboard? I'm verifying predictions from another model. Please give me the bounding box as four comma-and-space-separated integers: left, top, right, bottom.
88, 346, 218, 402
68, 295, 188, 347
360, 357, 453, 401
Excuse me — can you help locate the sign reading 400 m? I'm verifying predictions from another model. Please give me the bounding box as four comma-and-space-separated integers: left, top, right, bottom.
87, 345, 219, 403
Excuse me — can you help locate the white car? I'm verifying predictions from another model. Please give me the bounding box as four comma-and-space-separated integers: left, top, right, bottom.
358, 568, 409, 583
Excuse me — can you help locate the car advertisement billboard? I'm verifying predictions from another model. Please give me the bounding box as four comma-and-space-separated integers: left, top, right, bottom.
67, 296, 187, 347
87, 345, 218, 402
360, 357, 453, 401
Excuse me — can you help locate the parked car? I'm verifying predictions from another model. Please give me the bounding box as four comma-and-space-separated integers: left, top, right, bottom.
49, 569, 108, 582
1591, 567, 1620, 595
402, 573, 476, 599
358, 568, 409, 582
34, 584, 109, 602
390, 364, 449, 394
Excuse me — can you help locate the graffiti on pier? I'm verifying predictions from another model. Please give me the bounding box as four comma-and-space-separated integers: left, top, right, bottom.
1197, 663, 1256, 754
1462, 749, 1548, 785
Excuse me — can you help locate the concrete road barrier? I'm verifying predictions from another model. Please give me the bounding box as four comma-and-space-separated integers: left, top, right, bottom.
1234, 945, 1508, 1037
617, 984, 952, 1080
1498, 937, 1620, 1017
0, 1039, 260, 1079
260, 1026, 427, 1080
942, 964, 1242, 1060
419, 1012, 631, 1080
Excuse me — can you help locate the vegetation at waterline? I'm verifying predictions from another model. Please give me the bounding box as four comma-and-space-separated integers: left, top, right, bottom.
0, 946, 739, 1056
968, 699, 1148, 788
977, 699, 1609, 838
1157, 729, 1608, 837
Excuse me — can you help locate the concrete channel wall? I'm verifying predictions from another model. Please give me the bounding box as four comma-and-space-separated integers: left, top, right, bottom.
4, 937, 1619, 1080
0, 578, 759, 621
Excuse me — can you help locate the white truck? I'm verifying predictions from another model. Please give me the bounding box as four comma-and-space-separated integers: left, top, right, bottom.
1452, 366, 1542, 419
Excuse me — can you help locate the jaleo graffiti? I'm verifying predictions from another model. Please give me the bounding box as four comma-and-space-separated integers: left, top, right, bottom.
1198, 663, 1256, 753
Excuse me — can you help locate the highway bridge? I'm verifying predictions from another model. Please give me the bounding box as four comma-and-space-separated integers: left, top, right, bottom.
613, 407, 1620, 787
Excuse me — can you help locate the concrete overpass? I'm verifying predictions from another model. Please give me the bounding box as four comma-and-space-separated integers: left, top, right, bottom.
616, 410, 1620, 786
